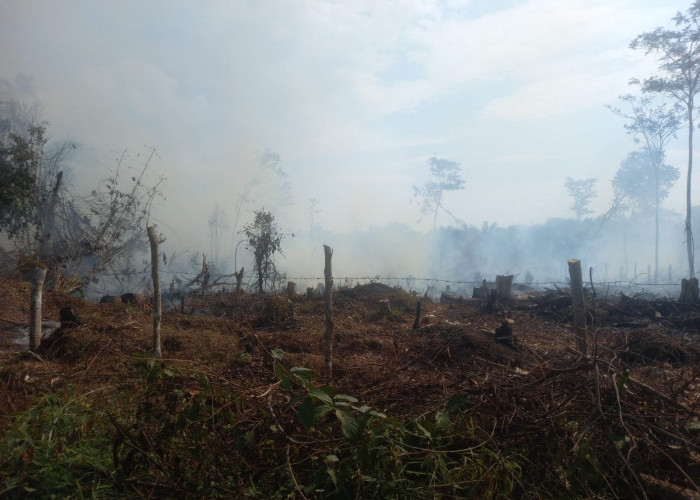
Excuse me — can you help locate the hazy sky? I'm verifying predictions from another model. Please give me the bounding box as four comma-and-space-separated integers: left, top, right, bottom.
0, 0, 695, 249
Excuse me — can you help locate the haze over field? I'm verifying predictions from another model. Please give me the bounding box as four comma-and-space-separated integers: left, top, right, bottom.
1, 0, 698, 290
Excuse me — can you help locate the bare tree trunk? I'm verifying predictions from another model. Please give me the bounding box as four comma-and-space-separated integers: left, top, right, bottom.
286, 281, 296, 298
201, 254, 209, 296
29, 266, 47, 352
147, 226, 162, 359
654, 162, 659, 283
235, 267, 244, 293
323, 245, 334, 380
39, 171, 62, 262
686, 99, 695, 278
256, 256, 264, 294
568, 259, 587, 355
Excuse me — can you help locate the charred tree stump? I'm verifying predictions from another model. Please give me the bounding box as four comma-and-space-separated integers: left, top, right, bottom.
413, 300, 421, 329
29, 266, 47, 352
323, 245, 334, 380
286, 281, 296, 298
679, 277, 700, 304
494, 318, 515, 349
147, 226, 162, 359
472, 279, 490, 300
568, 259, 587, 355
495, 275, 513, 301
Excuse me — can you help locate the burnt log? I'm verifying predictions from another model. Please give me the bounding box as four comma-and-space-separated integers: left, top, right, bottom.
440, 292, 463, 304
100, 295, 121, 304
121, 293, 147, 306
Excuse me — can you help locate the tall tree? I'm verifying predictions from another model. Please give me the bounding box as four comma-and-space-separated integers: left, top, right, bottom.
413, 157, 465, 229
564, 177, 597, 220
608, 94, 683, 281
631, 2, 700, 277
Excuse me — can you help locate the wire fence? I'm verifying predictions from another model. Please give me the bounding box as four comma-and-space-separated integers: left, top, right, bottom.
80, 268, 684, 301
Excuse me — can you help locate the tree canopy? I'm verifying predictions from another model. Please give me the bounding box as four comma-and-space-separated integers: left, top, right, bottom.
564, 177, 597, 221
413, 157, 465, 229
613, 149, 679, 216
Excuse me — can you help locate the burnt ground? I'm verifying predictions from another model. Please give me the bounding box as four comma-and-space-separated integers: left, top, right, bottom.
1, 279, 699, 498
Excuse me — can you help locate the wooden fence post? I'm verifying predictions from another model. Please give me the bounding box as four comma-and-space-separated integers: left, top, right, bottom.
413, 300, 421, 329
567, 259, 587, 355
323, 245, 334, 380
147, 226, 162, 359
29, 266, 47, 352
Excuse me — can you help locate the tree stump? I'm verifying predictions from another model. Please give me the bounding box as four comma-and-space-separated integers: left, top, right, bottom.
472, 279, 490, 299
234, 267, 244, 294
495, 275, 513, 301
286, 281, 296, 298
379, 299, 392, 316
413, 300, 421, 329
494, 319, 515, 349
679, 277, 700, 304
59, 306, 82, 329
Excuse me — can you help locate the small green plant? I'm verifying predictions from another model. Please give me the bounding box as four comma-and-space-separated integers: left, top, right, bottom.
270, 349, 523, 499
0, 392, 113, 499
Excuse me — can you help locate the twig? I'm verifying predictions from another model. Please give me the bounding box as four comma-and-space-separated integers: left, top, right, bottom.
287, 444, 309, 500
611, 373, 648, 499
639, 473, 700, 500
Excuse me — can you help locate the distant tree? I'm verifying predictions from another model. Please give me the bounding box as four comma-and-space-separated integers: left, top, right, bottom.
413, 157, 465, 229
230, 148, 291, 264
242, 209, 284, 294
631, 2, 700, 277
208, 204, 228, 269
307, 197, 320, 236
608, 94, 683, 281
613, 149, 679, 215
564, 177, 597, 220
